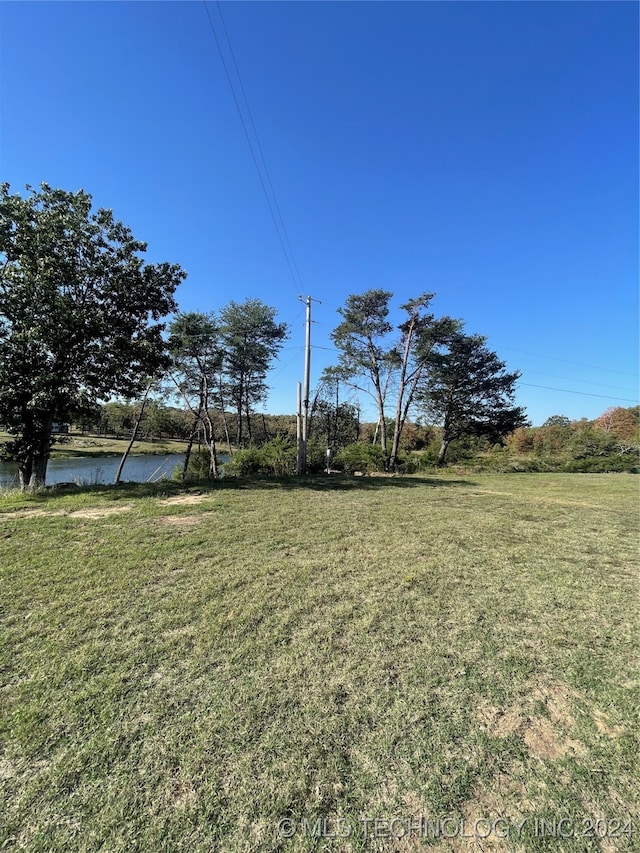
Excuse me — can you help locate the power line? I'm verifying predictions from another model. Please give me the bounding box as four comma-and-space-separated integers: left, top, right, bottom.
214, 1, 303, 293
517, 382, 639, 404
499, 345, 638, 377
201, 1, 302, 298
518, 369, 638, 394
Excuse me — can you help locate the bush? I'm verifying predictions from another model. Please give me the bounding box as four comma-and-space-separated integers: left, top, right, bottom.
334, 442, 385, 474
259, 436, 297, 476
563, 455, 638, 473
223, 446, 264, 477
171, 449, 216, 481
223, 437, 300, 477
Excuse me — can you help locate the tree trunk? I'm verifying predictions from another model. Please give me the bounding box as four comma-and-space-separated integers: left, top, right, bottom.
182, 417, 200, 480
18, 416, 53, 492
218, 376, 233, 455
235, 405, 243, 448
437, 439, 450, 466
114, 387, 151, 484
245, 402, 253, 444
202, 407, 219, 479
19, 454, 48, 492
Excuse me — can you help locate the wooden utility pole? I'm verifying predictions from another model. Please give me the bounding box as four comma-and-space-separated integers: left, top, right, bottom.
298, 295, 319, 474
296, 382, 302, 475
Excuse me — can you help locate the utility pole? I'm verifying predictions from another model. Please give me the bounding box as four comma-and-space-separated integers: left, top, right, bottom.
298, 295, 320, 474
296, 382, 302, 475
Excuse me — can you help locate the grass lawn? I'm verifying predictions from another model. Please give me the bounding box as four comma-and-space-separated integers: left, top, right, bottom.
1, 473, 638, 852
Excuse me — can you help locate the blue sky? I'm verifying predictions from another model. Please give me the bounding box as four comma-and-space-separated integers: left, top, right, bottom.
1, 0, 637, 425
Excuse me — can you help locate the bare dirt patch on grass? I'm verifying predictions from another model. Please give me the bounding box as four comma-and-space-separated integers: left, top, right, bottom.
157, 495, 209, 506
592, 709, 627, 738
2, 505, 133, 519
68, 505, 133, 519
3, 508, 68, 518
475, 680, 586, 761
160, 514, 200, 527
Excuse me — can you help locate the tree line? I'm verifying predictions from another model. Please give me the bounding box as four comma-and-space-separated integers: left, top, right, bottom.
3, 182, 630, 490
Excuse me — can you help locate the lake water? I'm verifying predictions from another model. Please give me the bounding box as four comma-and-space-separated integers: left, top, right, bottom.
0, 453, 188, 488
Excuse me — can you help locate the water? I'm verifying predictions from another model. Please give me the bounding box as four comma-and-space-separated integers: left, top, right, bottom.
0, 453, 187, 488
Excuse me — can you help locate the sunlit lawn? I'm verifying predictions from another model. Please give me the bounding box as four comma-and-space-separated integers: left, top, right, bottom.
1, 473, 638, 852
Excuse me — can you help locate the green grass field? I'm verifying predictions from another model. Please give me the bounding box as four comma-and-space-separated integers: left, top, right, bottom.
1, 473, 638, 852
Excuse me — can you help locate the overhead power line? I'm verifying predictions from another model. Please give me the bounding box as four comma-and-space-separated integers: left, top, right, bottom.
517, 382, 639, 404
518, 369, 638, 394
201, 0, 303, 298
214, 1, 303, 293
499, 345, 638, 377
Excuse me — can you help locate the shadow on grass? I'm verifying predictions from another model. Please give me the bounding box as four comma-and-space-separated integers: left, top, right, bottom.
3, 473, 476, 504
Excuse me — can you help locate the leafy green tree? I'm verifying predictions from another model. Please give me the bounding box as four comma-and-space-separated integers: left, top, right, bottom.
330, 289, 395, 461
534, 415, 574, 455
329, 290, 458, 469
219, 299, 288, 447
310, 369, 360, 450
387, 295, 459, 470
0, 183, 185, 490
168, 312, 224, 479
419, 332, 528, 465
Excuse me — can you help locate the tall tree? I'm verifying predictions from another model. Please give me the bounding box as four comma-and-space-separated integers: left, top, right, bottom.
419, 332, 528, 464
310, 369, 360, 450
387, 295, 459, 470
330, 290, 458, 469
330, 290, 395, 462
168, 312, 223, 479
0, 183, 185, 490
219, 299, 288, 447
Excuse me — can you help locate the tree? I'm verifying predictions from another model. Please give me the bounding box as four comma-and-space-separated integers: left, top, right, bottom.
310, 370, 360, 450
330, 290, 396, 463
595, 406, 640, 442
113, 381, 154, 485
329, 290, 458, 469
168, 312, 223, 479
0, 183, 185, 490
419, 332, 528, 465
218, 299, 288, 447
534, 415, 574, 455
387, 295, 459, 470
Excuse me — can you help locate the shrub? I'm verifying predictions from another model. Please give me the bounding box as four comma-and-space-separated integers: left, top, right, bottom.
334, 442, 385, 473
260, 436, 297, 476
563, 456, 638, 473
223, 446, 264, 477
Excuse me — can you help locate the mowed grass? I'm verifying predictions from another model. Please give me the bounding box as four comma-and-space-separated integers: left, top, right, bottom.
0, 474, 638, 852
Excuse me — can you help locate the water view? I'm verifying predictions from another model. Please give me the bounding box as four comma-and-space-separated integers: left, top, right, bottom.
0, 453, 187, 488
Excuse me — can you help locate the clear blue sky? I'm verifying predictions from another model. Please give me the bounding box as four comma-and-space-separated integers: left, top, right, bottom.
1, 1, 637, 425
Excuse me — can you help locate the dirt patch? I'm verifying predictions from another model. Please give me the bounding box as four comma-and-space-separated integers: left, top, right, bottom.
68, 505, 132, 519
157, 495, 208, 506
474, 685, 586, 761
3, 508, 68, 518
532, 680, 577, 728
164, 776, 198, 810
3, 505, 132, 519
592, 709, 627, 738
474, 701, 523, 737
523, 716, 583, 760
160, 514, 199, 527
